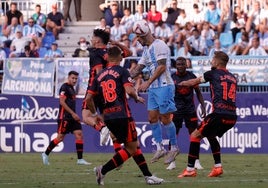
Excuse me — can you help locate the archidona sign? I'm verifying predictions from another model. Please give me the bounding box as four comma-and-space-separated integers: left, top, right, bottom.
1, 58, 55, 96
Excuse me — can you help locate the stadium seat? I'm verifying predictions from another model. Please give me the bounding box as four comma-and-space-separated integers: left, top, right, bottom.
38, 47, 47, 58
235, 32, 242, 44
219, 32, 233, 48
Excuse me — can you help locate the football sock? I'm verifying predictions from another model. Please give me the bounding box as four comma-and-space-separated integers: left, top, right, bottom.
132, 147, 152, 177
150, 122, 162, 144
94, 122, 105, 131
164, 121, 177, 146
45, 138, 60, 155
76, 139, 83, 159
113, 140, 122, 152
187, 136, 201, 168
208, 137, 221, 164
101, 148, 131, 175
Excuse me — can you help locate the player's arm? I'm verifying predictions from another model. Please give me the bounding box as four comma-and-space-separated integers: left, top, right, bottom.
146, 59, 166, 85
130, 64, 145, 78
110, 40, 133, 57
85, 92, 97, 114
179, 76, 205, 87
59, 97, 80, 121
124, 84, 145, 104
194, 86, 206, 118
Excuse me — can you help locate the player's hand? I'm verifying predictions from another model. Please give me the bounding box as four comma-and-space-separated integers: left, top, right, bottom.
138, 81, 150, 92
135, 96, 145, 104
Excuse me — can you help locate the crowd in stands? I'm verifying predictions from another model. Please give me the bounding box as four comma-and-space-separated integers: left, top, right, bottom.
1, 0, 268, 63
0, 2, 64, 59
96, 0, 268, 59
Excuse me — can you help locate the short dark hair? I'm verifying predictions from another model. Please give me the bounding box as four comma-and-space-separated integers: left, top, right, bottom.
93, 29, 110, 45
176, 56, 186, 64
108, 46, 121, 59
68, 70, 79, 76
36, 4, 41, 8
214, 51, 229, 65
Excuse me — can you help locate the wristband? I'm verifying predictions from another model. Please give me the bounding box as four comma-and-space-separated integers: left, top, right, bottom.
91, 112, 98, 117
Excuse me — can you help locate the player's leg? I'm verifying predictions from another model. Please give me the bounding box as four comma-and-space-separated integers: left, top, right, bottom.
42, 120, 66, 165
207, 114, 237, 177
82, 95, 109, 144
185, 113, 203, 170
73, 127, 91, 165
158, 86, 179, 164
132, 142, 164, 184
148, 110, 166, 163
166, 113, 182, 170
177, 128, 201, 177
93, 118, 135, 185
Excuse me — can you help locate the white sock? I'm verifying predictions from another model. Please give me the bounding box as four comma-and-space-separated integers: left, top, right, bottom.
186, 166, 195, 171
156, 142, 163, 151
214, 163, 222, 167
170, 145, 178, 151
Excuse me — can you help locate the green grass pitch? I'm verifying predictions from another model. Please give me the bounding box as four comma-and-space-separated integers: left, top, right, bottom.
0, 153, 268, 188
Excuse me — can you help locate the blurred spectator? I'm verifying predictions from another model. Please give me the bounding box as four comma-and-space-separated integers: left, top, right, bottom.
229, 31, 249, 55
230, 5, 247, 42
29, 38, 40, 57
245, 1, 265, 33
188, 3, 204, 29
120, 34, 137, 57
2, 17, 23, 47
99, 1, 123, 27
204, 0, 224, 33
208, 39, 226, 56
185, 58, 192, 69
3, 2, 23, 29
147, 3, 162, 27
72, 37, 90, 57
95, 17, 107, 30
9, 28, 32, 58
32, 4, 47, 29
262, 36, 268, 53
23, 17, 46, 44
181, 22, 194, 40
74, 0, 82, 21
46, 4, 65, 39
175, 9, 189, 29
44, 42, 64, 58
120, 7, 135, 34
243, 36, 267, 56
201, 21, 215, 48
63, 0, 82, 22
133, 4, 147, 21
154, 20, 173, 55
63, 0, 72, 21
162, 0, 181, 28
110, 17, 126, 41
184, 28, 207, 56
0, 40, 7, 80
19, 45, 38, 58
171, 23, 184, 50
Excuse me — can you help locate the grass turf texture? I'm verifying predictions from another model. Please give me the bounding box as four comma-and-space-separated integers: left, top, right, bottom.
0, 153, 268, 188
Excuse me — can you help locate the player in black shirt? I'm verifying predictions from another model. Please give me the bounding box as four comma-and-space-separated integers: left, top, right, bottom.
82, 29, 132, 145
167, 57, 206, 170
178, 51, 237, 178
41, 71, 90, 165
87, 46, 164, 185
